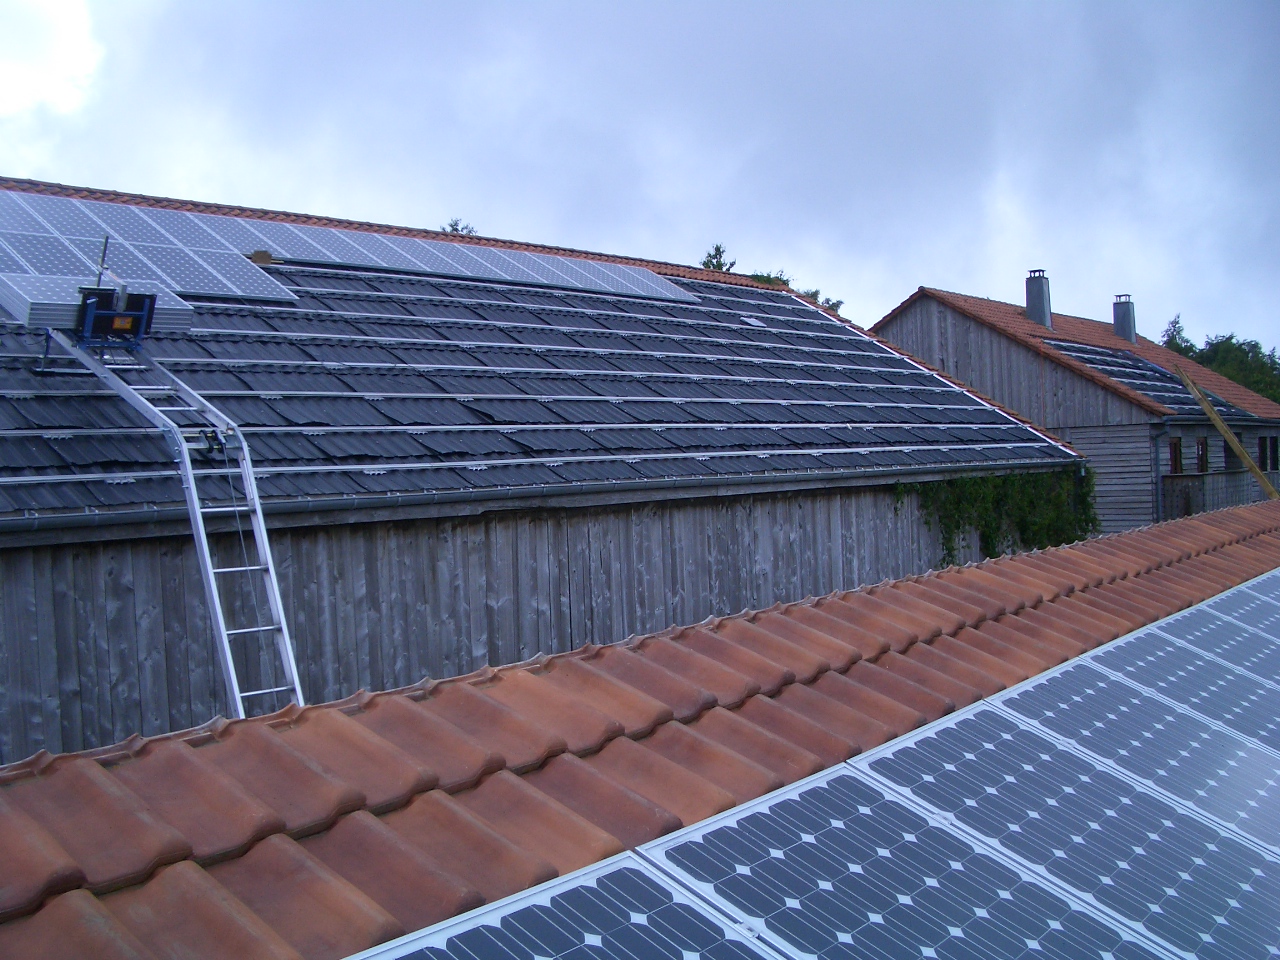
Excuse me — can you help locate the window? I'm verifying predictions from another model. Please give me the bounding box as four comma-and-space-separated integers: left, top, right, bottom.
1261, 438, 1270, 472
1271, 436, 1279, 472
1196, 437, 1209, 473
1169, 438, 1184, 475
1225, 433, 1243, 471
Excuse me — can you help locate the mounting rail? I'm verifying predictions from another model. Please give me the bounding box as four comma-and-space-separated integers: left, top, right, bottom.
45, 330, 304, 719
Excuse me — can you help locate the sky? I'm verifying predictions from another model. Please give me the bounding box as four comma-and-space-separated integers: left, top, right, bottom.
1, 1, 1277, 348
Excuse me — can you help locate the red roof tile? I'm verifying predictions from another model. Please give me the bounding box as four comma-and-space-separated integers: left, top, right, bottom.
2, 501, 1280, 959
875, 287, 1280, 420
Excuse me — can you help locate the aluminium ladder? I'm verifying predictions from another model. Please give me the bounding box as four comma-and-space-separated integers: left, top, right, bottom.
46, 330, 304, 719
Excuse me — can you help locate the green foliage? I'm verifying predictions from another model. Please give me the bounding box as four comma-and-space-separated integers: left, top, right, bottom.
896, 467, 1099, 567
701, 243, 736, 272
748, 269, 791, 286
1161, 315, 1280, 404
441, 218, 478, 235
1161, 314, 1197, 358
798, 288, 845, 315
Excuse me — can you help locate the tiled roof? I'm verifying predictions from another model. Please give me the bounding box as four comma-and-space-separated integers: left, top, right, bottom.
2, 501, 1279, 960
0, 202, 1078, 524
875, 287, 1280, 421
0, 176, 785, 295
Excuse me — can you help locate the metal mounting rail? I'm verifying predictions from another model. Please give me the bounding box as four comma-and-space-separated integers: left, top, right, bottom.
45, 330, 304, 719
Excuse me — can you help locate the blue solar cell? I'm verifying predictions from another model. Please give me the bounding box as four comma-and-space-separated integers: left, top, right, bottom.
352, 856, 772, 960
137, 207, 234, 251
196, 250, 297, 301
242, 219, 331, 261
131, 243, 236, 295
1, 232, 92, 276
16, 193, 107, 238
868, 708, 1280, 959
188, 212, 274, 254
0, 237, 31, 274
1157, 607, 1280, 687
1002, 663, 1280, 849
65, 236, 167, 284
647, 768, 1162, 960
341, 231, 424, 271
0, 193, 50, 234
1093, 631, 1280, 750
289, 223, 386, 268
80, 200, 173, 245
1245, 574, 1280, 606
1203, 590, 1280, 647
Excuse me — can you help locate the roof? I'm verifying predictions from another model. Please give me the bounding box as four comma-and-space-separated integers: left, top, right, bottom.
0, 176, 787, 294
2, 500, 1278, 960
0, 187, 1079, 527
875, 287, 1280, 422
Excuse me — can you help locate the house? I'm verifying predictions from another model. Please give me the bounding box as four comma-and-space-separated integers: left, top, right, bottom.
873, 272, 1280, 534
0, 179, 1082, 761
0, 501, 1277, 960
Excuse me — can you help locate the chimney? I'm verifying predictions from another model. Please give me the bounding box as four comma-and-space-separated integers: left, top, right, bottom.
1113, 294, 1136, 343
1025, 270, 1052, 329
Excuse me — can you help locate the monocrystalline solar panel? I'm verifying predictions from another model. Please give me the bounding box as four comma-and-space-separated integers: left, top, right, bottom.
644, 767, 1164, 960
1156, 607, 1280, 687
1092, 630, 1280, 751
1245, 573, 1280, 605
349, 855, 776, 960
865, 707, 1280, 959
1000, 662, 1280, 850
1203, 590, 1280, 646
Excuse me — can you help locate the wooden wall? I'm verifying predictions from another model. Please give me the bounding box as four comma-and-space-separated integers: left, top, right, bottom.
882, 299, 1152, 430
0, 484, 971, 763
880, 298, 1159, 533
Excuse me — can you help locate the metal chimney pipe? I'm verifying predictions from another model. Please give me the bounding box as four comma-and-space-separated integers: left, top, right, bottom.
1026, 270, 1052, 329
1113, 295, 1136, 343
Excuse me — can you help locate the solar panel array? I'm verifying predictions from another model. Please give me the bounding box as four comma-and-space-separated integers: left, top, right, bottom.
0, 189, 695, 329
1044, 339, 1249, 419
0, 257, 1077, 518
359, 570, 1280, 960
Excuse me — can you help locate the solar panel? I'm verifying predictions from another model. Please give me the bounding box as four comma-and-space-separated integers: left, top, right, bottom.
864, 707, 1280, 959
644, 766, 1164, 960
1156, 607, 1280, 687
1091, 630, 1280, 751
1203, 590, 1280, 647
1245, 573, 1280, 606
1000, 662, 1280, 850
346, 854, 778, 960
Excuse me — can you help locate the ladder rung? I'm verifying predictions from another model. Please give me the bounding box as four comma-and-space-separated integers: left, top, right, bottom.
201, 504, 252, 514
154, 406, 196, 413
225, 624, 281, 637
213, 564, 269, 574
240, 685, 296, 698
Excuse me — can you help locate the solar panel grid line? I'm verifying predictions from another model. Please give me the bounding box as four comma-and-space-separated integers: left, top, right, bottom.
168, 328, 934, 379
194, 301, 895, 361
270, 267, 833, 330
640, 762, 1172, 960
1153, 613, 1280, 691
139, 354, 983, 395
342, 852, 787, 960
852, 706, 1280, 960
0, 441, 1062, 485
1090, 628, 1280, 759
988, 663, 1280, 856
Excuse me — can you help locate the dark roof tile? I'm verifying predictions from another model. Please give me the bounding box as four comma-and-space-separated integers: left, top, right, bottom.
581, 735, 736, 828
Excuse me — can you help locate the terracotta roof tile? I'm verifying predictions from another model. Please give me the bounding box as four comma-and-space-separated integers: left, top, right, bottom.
102, 860, 302, 960
205, 834, 402, 960
876, 287, 1280, 420
3, 502, 1280, 958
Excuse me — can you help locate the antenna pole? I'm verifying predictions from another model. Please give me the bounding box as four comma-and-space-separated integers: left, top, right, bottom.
96, 235, 109, 286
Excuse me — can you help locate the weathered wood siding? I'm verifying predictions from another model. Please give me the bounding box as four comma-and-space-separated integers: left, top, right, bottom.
0, 484, 971, 763
879, 298, 1159, 532
882, 300, 1153, 430
1055, 424, 1155, 533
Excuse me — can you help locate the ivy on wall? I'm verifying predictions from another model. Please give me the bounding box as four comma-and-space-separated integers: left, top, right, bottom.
896, 466, 1099, 567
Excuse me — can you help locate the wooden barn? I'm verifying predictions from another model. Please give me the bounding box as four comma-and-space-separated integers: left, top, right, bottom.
0, 179, 1080, 762
874, 272, 1280, 534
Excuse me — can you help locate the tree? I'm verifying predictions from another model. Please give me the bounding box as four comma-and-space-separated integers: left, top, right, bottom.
1161, 314, 1196, 358
1161, 315, 1280, 404
441, 218, 478, 236
701, 244, 735, 272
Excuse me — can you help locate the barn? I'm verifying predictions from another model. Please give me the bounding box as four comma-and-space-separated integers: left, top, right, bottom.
874, 272, 1280, 534
0, 179, 1080, 761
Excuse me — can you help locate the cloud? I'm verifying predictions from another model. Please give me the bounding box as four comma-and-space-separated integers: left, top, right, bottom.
0, 0, 102, 117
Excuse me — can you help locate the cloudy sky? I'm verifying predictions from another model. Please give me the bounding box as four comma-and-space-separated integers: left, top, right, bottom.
2, 1, 1276, 347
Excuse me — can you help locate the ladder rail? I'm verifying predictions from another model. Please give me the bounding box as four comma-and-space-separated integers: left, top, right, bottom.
46, 331, 304, 718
